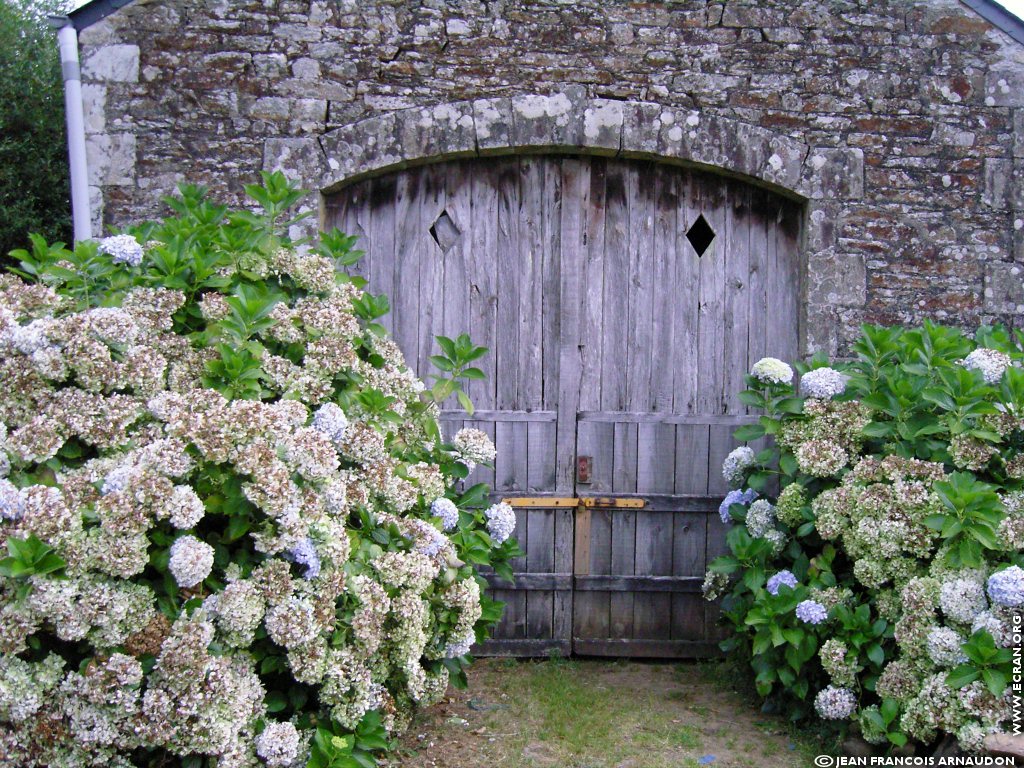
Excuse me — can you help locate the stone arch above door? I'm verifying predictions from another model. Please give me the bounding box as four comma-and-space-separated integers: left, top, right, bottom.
264, 90, 865, 356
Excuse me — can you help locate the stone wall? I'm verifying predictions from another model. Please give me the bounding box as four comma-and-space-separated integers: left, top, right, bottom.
76, 0, 1024, 353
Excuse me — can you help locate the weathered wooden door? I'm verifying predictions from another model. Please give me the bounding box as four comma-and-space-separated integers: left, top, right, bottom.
325, 155, 801, 657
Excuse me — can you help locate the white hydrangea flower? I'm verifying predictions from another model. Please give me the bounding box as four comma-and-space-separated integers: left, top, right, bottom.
722, 446, 756, 488
99, 234, 144, 266
939, 577, 987, 624
799, 367, 847, 399
484, 502, 516, 545
813, 685, 857, 719
167, 485, 206, 529
926, 626, 967, 667
745, 499, 776, 538
751, 357, 794, 385
443, 630, 476, 659
452, 428, 496, 466
168, 535, 215, 588
265, 596, 319, 649
962, 347, 1013, 384
255, 721, 300, 768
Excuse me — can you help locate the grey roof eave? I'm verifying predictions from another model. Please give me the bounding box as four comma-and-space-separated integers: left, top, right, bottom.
68, 0, 134, 32
66, 0, 1024, 45
962, 0, 1024, 45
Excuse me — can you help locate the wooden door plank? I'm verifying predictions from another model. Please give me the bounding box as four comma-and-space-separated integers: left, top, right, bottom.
441, 163, 471, 366
553, 506, 574, 653
651, 168, 678, 412
707, 423, 734, 497
674, 424, 710, 500
576, 420, 614, 494
637, 422, 676, 495
573, 507, 612, 640
468, 166, 499, 409
600, 161, 629, 412
392, 169, 421, 373
695, 175, 726, 415
612, 422, 639, 495
704, 512, 732, 643
746, 187, 769, 376
722, 181, 750, 415
417, 165, 447, 378
541, 159, 562, 412
632, 510, 673, 640
518, 157, 544, 411
526, 421, 556, 493
625, 162, 655, 412
555, 158, 588, 493
526, 508, 555, 639
609, 509, 636, 639
496, 158, 521, 411
366, 176, 397, 336
579, 157, 607, 412
671, 512, 708, 641
495, 421, 516, 493
674, 171, 700, 415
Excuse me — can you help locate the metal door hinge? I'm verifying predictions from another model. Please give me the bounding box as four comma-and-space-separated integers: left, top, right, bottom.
501, 497, 645, 510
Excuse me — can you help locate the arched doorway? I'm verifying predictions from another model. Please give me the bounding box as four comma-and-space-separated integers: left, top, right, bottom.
326, 155, 802, 656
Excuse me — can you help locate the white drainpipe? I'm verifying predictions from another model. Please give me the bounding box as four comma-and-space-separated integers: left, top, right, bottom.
51, 17, 92, 242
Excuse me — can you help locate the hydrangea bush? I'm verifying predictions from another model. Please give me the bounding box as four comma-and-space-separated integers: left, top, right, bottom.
704, 325, 1023, 753
0, 174, 521, 768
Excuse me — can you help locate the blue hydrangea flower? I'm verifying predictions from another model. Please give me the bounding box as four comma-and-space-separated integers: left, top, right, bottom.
0, 479, 23, 521
485, 502, 516, 545
795, 599, 828, 625
99, 234, 144, 266
766, 570, 799, 596
311, 403, 349, 445
288, 537, 321, 580
430, 497, 460, 531
718, 488, 757, 524
416, 525, 448, 558
987, 565, 1024, 608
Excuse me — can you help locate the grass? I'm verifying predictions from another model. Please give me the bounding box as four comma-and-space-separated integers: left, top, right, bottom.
387, 656, 835, 768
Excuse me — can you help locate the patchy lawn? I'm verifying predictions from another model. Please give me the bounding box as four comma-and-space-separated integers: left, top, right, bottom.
384, 658, 834, 768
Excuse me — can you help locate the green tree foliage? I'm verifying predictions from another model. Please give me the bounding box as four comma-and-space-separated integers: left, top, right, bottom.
0, 0, 71, 264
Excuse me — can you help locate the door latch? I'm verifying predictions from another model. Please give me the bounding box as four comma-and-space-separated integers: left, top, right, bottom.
576, 455, 592, 483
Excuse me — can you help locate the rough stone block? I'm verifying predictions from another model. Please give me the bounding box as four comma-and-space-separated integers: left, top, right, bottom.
82, 44, 140, 83
85, 133, 135, 186
805, 203, 839, 252
582, 99, 623, 153
395, 101, 477, 163
473, 98, 514, 153
984, 261, 1024, 314
800, 148, 864, 200
81, 83, 107, 134
983, 158, 1013, 209
510, 87, 587, 150
620, 102, 663, 156
721, 5, 784, 28
806, 250, 867, 307
1014, 217, 1024, 263
320, 112, 404, 189
263, 137, 325, 188
1014, 110, 1024, 159
985, 69, 1024, 107
804, 303, 839, 356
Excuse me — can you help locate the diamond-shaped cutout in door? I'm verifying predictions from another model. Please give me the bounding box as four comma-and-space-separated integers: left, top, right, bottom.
686, 214, 716, 257
429, 210, 462, 254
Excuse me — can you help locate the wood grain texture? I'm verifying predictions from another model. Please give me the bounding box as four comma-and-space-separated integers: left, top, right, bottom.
325, 155, 803, 658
